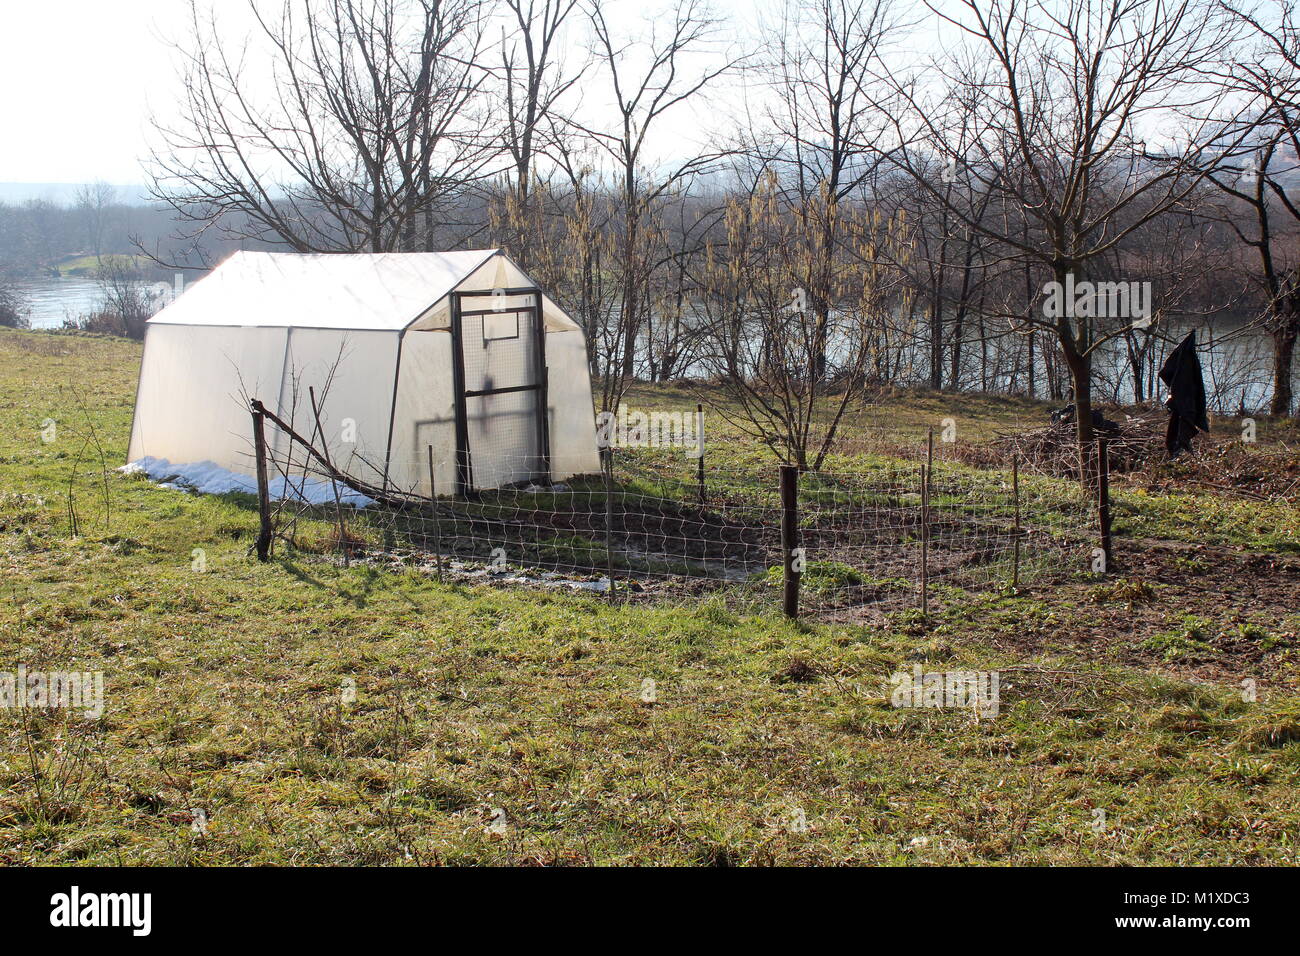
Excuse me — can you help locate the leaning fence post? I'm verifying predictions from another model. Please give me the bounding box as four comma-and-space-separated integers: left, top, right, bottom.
780, 464, 800, 620
603, 447, 617, 604
251, 402, 273, 562
1011, 452, 1022, 589
695, 402, 706, 505
1097, 436, 1113, 572
427, 445, 444, 584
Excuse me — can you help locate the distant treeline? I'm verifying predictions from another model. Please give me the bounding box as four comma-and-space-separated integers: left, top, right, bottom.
0, 186, 271, 279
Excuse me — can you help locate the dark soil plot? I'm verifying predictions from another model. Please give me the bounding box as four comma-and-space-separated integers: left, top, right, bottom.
286, 458, 1098, 621
975, 539, 1300, 686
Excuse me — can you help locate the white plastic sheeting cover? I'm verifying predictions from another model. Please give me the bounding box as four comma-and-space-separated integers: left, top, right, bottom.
148, 249, 581, 334
121, 456, 374, 507
129, 323, 288, 472
128, 250, 600, 492
150, 250, 496, 330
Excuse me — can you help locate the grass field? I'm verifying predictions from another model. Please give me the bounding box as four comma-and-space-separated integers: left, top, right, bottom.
50, 253, 156, 278
2, 328, 1299, 865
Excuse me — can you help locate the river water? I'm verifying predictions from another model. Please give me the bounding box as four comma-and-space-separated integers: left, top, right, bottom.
947, 318, 1290, 414
13, 277, 1297, 413
12, 277, 103, 328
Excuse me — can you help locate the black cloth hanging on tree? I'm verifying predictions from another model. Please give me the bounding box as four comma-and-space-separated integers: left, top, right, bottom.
1158, 330, 1210, 457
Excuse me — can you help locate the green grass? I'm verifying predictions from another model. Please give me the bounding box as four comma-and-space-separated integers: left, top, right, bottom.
51, 253, 154, 277
2, 329, 1299, 865
1138, 616, 1217, 662
1114, 485, 1300, 553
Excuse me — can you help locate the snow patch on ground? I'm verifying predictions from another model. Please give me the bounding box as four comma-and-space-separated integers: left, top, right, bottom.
120, 457, 373, 507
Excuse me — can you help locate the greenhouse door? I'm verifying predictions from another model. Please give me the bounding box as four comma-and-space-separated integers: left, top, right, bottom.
450, 288, 550, 495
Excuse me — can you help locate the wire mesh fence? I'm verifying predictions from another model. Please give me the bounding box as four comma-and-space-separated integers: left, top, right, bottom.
250, 404, 1101, 621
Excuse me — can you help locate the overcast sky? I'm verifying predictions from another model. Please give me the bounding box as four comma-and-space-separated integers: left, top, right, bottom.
1, 1, 200, 183
1, 0, 1228, 191
0, 0, 762, 187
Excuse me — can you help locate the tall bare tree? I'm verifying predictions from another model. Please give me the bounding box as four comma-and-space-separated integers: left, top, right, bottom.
876, 0, 1253, 480
75, 181, 117, 264
148, 0, 495, 256
696, 169, 909, 469
491, 0, 585, 266
752, 0, 905, 382
578, 0, 736, 399
1206, 1, 1300, 415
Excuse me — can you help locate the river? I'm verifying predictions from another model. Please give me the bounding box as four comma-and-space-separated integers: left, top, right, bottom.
12, 276, 103, 328
12, 277, 1297, 413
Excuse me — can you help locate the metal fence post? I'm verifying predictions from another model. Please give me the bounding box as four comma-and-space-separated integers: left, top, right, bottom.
780, 464, 800, 619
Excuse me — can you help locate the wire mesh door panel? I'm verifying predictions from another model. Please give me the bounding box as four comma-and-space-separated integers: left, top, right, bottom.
457, 297, 547, 490
464, 388, 539, 488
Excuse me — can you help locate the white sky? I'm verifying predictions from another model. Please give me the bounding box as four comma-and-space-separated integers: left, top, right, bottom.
0, 0, 1212, 190
0, 0, 766, 187
0, 1, 203, 183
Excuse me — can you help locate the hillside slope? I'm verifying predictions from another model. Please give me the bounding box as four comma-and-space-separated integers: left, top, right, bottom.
1, 329, 1297, 865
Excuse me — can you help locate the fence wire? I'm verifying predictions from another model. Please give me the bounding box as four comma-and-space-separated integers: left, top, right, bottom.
254, 419, 1099, 621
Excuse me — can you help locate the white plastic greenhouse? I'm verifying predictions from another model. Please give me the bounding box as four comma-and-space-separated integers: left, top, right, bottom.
127, 250, 600, 496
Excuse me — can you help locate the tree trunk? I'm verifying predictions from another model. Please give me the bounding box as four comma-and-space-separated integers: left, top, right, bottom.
1270, 320, 1297, 416
1063, 345, 1096, 489
813, 302, 831, 383
930, 292, 943, 390
1027, 329, 1036, 399
949, 306, 966, 389
620, 215, 639, 379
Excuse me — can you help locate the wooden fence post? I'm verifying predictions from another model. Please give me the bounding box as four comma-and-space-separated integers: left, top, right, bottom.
1097, 436, 1113, 572
921, 430, 933, 616
251, 403, 273, 562
780, 464, 800, 620
696, 402, 706, 505
926, 427, 935, 497
920, 461, 929, 617
604, 447, 617, 604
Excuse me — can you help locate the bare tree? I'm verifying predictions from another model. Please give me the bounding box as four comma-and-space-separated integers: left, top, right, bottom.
537, 150, 623, 379
147, 0, 495, 256
75, 180, 117, 264
0, 275, 29, 329
86, 256, 160, 339
576, 0, 737, 404
884, 74, 1000, 391
491, 0, 585, 266
752, 0, 906, 382
1205, 1, 1300, 415
875, 0, 1253, 480
696, 170, 909, 469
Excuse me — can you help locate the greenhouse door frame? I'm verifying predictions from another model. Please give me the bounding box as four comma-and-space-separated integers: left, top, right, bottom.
449, 287, 551, 496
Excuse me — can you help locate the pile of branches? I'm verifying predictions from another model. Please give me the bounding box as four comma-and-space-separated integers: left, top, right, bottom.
985, 404, 1300, 500
1138, 439, 1300, 501
989, 409, 1167, 478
